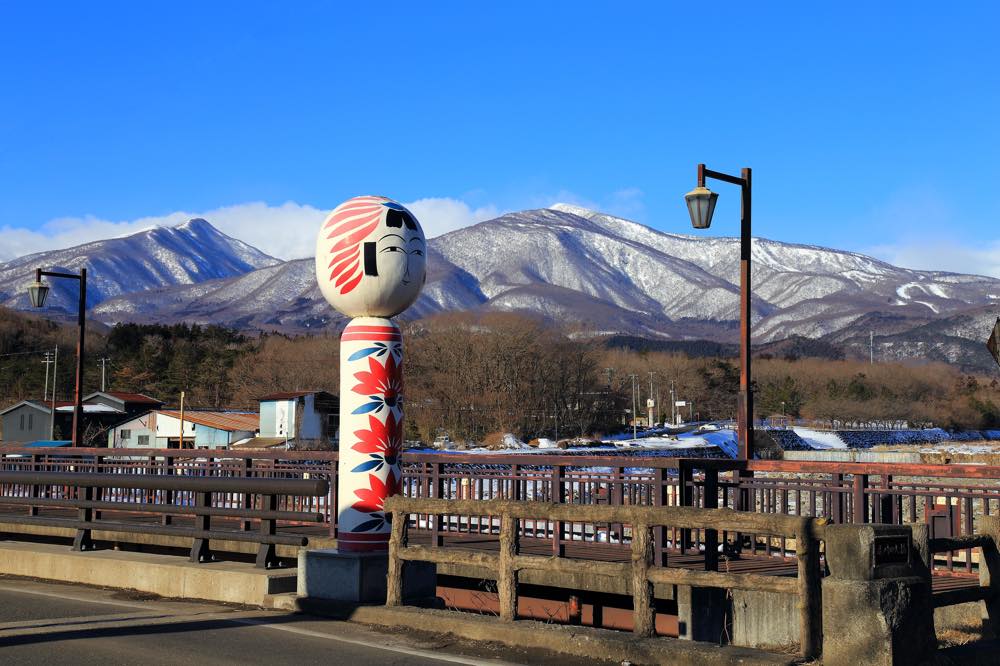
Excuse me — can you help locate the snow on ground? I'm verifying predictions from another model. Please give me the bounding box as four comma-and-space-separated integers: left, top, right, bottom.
920, 444, 995, 456
792, 427, 847, 449
536, 438, 558, 449
602, 435, 712, 449
503, 433, 529, 449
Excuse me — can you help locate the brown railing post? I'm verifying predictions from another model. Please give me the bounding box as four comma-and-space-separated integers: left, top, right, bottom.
653, 468, 666, 566
386, 508, 408, 607
256, 493, 279, 568
831, 473, 845, 523
510, 464, 521, 501
162, 455, 175, 526
551, 465, 565, 557
631, 523, 654, 637
329, 459, 338, 537
431, 462, 443, 547
28, 454, 40, 516
796, 518, 821, 659
190, 491, 212, 563
242, 457, 253, 532
499, 513, 519, 622
704, 469, 719, 571
852, 474, 869, 524
679, 462, 693, 551
72, 484, 94, 551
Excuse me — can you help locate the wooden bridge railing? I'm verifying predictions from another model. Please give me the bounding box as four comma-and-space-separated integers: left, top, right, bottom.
384, 496, 827, 659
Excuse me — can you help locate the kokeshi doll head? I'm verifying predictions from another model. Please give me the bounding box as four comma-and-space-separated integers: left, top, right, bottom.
315, 196, 426, 318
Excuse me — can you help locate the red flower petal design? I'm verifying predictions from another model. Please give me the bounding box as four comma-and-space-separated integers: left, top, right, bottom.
352, 354, 402, 407
351, 412, 402, 462
351, 472, 401, 514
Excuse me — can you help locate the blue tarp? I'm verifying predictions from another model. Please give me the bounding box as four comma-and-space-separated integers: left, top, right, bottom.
25, 440, 72, 448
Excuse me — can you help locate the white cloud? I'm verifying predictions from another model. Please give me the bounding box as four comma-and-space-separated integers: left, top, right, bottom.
0, 197, 501, 262
402, 197, 501, 239
870, 240, 1000, 279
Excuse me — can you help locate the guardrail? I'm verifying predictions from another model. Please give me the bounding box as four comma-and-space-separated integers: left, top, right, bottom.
383, 496, 826, 659
4, 447, 1000, 576
0, 471, 329, 568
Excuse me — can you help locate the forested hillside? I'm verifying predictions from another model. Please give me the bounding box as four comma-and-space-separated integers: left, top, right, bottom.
0, 308, 996, 443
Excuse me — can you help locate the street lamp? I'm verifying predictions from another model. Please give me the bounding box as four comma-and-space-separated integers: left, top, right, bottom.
27, 268, 87, 447
684, 163, 754, 459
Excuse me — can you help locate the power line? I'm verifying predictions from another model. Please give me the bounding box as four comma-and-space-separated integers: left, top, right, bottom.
0, 349, 54, 358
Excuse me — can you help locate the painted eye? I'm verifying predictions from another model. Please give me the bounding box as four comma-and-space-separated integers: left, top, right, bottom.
411, 249, 424, 256
380, 246, 405, 253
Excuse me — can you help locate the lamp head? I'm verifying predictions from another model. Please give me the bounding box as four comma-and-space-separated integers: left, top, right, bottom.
27, 280, 49, 308
684, 185, 718, 230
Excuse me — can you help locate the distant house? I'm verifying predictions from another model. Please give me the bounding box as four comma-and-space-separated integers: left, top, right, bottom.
255, 391, 338, 448
0, 391, 166, 446
0, 400, 71, 442
83, 391, 164, 417
108, 409, 259, 450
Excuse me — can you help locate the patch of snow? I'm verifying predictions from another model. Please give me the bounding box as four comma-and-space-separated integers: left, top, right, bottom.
792, 427, 847, 450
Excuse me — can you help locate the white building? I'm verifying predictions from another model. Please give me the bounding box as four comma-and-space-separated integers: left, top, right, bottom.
257, 391, 338, 445
108, 410, 259, 450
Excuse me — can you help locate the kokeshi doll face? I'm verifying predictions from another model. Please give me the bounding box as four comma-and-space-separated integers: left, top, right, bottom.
315, 196, 426, 318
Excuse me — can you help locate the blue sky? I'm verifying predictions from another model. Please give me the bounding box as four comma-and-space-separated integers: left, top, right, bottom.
1, 2, 998, 275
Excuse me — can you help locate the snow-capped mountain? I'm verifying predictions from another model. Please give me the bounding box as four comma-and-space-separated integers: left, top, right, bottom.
0, 218, 280, 313
17, 206, 1000, 370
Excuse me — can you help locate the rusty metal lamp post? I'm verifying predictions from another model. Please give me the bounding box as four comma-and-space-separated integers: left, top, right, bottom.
27, 267, 87, 447
685, 164, 753, 460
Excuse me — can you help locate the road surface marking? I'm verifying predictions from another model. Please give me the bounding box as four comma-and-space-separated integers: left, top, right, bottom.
0, 584, 523, 665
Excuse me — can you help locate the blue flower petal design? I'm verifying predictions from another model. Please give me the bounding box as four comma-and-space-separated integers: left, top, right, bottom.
351, 459, 383, 473
348, 346, 382, 362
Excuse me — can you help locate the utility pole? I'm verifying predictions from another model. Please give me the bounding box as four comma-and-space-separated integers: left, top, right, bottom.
48, 347, 59, 439
99, 357, 110, 391
870, 331, 874, 365
629, 374, 638, 442
179, 390, 186, 449
670, 380, 677, 427
42, 351, 52, 402
648, 371, 656, 426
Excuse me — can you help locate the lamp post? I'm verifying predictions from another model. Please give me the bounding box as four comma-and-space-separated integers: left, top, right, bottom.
27, 268, 87, 447
685, 163, 753, 459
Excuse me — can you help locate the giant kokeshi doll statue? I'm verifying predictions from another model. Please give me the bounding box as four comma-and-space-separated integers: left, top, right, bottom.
315, 196, 425, 552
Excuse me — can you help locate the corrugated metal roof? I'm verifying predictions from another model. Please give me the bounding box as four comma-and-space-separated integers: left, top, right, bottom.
232, 437, 289, 449
258, 391, 316, 401
101, 392, 163, 404
158, 410, 259, 432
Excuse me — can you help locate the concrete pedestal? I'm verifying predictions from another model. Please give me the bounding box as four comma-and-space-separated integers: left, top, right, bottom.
822, 524, 935, 666
297, 549, 436, 603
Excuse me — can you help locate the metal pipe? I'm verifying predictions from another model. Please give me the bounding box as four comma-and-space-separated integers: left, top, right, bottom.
0, 470, 330, 496
72, 268, 86, 447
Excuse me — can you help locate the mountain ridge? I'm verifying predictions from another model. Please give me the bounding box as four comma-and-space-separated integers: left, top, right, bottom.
3, 207, 998, 371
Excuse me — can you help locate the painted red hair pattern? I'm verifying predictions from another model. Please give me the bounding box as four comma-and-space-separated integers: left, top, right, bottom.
323, 195, 389, 295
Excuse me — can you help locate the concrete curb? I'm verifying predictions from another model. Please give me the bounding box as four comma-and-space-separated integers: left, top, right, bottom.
291, 598, 799, 665
0, 540, 296, 606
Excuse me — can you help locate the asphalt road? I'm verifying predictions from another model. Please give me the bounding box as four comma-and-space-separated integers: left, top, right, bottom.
0, 578, 609, 666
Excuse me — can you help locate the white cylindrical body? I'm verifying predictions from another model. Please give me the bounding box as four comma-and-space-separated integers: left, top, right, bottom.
337, 317, 403, 552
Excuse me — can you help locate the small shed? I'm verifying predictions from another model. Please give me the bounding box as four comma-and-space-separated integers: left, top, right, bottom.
258, 390, 338, 446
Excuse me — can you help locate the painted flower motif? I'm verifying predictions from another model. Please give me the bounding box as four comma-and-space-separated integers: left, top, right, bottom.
350, 412, 402, 473
347, 341, 402, 363
350, 472, 401, 532
351, 353, 403, 415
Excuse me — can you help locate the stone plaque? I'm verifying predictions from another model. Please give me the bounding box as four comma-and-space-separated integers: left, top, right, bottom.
872, 534, 910, 567
988, 317, 1000, 369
